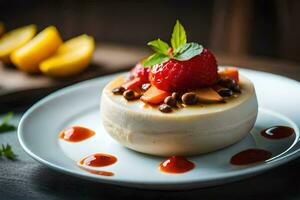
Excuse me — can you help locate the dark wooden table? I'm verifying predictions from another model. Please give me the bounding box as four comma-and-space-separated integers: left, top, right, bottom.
0, 45, 300, 200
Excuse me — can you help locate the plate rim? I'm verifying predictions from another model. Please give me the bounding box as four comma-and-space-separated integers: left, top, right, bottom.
18, 69, 300, 189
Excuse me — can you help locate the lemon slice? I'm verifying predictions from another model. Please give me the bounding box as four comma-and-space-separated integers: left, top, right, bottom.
40, 34, 95, 77
0, 24, 36, 63
11, 26, 62, 73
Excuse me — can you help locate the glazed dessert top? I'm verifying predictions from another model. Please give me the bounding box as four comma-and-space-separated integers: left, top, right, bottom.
104, 20, 256, 115
103, 72, 255, 117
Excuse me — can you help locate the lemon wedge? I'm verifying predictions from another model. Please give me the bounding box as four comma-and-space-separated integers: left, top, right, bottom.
11, 26, 62, 73
0, 24, 36, 63
40, 34, 95, 77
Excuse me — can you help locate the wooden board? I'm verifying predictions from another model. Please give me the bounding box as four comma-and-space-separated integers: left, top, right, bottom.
0, 44, 149, 110
0, 44, 149, 94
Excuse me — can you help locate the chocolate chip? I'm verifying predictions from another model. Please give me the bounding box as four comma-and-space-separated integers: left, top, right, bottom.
164, 96, 177, 107
112, 86, 125, 95
123, 90, 135, 100
232, 85, 241, 93
172, 92, 182, 101
182, 92, 198, 105
141, 83, 151, 91
159, 104, 173, 113
218, 77, 237, 89
218, 88, 233, 97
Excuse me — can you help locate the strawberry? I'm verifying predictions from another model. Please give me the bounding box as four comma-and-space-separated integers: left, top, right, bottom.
149, 48, 218, 92
129, 62, 150, 84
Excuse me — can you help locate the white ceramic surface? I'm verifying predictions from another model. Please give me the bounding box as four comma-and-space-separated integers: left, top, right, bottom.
18, 68, 300, 190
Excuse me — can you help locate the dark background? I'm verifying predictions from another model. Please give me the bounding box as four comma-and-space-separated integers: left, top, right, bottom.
1, 0, 300, 62
1, 1, 300, 199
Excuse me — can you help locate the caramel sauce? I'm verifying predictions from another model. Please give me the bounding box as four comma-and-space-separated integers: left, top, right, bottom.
78, 166, 114, 176
60, 121, 291, 176
79, 153, 117, 167
230, 149, 272, 165
159, 156, 195, 173
261, 126, 294, 139
59, 126, 95, 142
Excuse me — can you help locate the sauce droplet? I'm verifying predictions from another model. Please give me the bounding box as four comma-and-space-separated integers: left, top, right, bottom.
79, 153, 117, 167
261, 126, 294, 139
230, 149, 272, 166
59, 126, 95, 142
78, 166, 114, 176
159, 156, 195, 174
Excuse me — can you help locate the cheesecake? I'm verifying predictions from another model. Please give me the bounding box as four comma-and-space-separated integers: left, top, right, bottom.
100, 20, 258, 156
101, 72, 258, 156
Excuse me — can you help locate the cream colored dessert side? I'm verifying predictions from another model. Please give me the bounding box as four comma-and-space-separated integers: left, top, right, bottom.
100, 73, 258, 156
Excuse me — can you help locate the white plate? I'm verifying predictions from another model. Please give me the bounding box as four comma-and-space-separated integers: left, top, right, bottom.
18, 68, 300, 190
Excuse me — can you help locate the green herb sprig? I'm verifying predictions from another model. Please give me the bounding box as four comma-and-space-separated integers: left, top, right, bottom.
0, 112, 16, 133
143, 20, 203, 67
0, 144, 17, 160
0, 112, 17, 160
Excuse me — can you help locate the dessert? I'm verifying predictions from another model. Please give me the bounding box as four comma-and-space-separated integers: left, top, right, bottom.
101, 20, 258, 156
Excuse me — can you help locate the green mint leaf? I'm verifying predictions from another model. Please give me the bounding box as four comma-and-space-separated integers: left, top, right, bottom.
2, 112, 13, 125
173, 42, 203, 61
0, 112, 16, 133
171, 20, 187, 50
0, 124, 16, 133
143, 53, 170, 67
1, 144, 17, 160
147, 39, 170, 55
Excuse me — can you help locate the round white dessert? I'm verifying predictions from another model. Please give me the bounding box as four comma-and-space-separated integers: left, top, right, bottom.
101, 73, 258, 156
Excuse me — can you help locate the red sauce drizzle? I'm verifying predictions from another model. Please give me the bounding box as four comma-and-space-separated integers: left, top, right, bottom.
230, 149, 272, 165
79, 153, 117, 167
59, 126, 95, 142
78, 166, 114, 176
261, 126, 294, 139
159, 156, 195, 174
